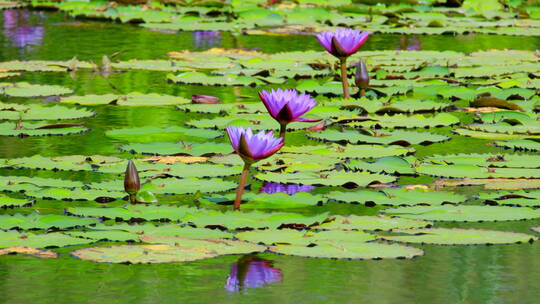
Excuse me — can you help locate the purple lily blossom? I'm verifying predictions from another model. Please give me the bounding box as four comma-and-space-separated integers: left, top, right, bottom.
258, 89, 321, 132
225, 256, 282, 293
260, 182, 315, 195
226, 126, 284, 164
316, 28, 369, 58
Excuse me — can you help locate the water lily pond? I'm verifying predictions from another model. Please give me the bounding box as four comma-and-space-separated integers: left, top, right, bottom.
0, 1, 540, 303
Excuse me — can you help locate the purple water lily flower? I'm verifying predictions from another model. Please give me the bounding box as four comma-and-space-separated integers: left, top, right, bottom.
316, 28, 369, 58
226, 126, 284, 210
316, 29, 369, 99
258, 89, 320, 138
225, 256, 282, 293
260, 182, 315, 195
226, 126, 284, 164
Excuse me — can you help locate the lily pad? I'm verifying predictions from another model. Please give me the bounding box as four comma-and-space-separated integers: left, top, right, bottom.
235, 229, 376, 246
0, 213, 100, 230
60, 93, 190, 106
0, 195, 33, 208
345, 156, 415, 175
66, 205, 194, 222
140, 236, 266, 255
0, 82, 73, 97
254, 171, 396, 187
380, 228, 537, 245
71, 244, 217, 264
494, 139, 540, 152
119, 142, 232, 156
325, 187, 466, 206
200, 192, 325, 210
307, 129, 449, 146
105, 126, 221, 143
269, 242, 423, 260
0, 231, 95, 249
0, 121, 89, 137
314, 215, 432, 231
0, 104, 95, 121
383, 205, 540, 222
479, 190, 540, 207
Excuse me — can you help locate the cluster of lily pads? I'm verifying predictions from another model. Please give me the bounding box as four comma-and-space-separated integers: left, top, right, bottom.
0, 7, 538, 265
24, 0, 540, 36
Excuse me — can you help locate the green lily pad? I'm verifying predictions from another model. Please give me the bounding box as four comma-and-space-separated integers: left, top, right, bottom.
66, 205, 194, 222
0, 104, 95, 121
22, 187, 125, 202
0, 195, 33, 208
140, 236, 266, 255
0, 82, 73, 97
60, 93, 190, 106
307, 129, 449, 146
0, 213, 100, 230
0, 231, 95, 249
479, 190, 540, 207
380, 228, 537, 245
235, 229, 376, 246
383, 205, 540, 222
325, 187, 466, 206
184, 210, 328, 230
494, 139, 540, 152
91, 223, 233, 239
200, 192, 324, 210
0, 175, 84, 189
280, 144, 414, 159
314, 215, 432, 231
345, 156, 415, 175
254, 171, 396, 187
269, 242, 423, 260
90, 178, 237, 195
119, 142, 232, 156
167, 72, 268, 86
0, 60, 94, 72
344, 113, 460, 129
0, 121, 89, 137
187, 114, 314, 131
71, 244, 217, 264
105, 126, 221, 143
65, 230, 140, 242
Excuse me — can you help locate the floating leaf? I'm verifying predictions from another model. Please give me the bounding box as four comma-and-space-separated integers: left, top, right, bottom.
325, 187, 466, 206
0, 213, 100, 230
307, 129, 449, 146
105, 126, 221, 143
479, 190, 540, 207
0, 104, 95, 121
235, 229, 375, 246
0, 195, 33, 208
0, 231, 95, 249
119, 142, 232, 156
380, 228, 537, 245
71, 244, 217, 264
66, 205, 194, 222
200, 192, 324, 210
140, 236, 266, 255
383, 205, 540, 222
269, 243, 423, 260
0, 246, 58, 258
0, 82, 73, 97
0, 121, 88, 137
314, 215, 432, 231
254, 171, 396, 187
60, 93, 190, 106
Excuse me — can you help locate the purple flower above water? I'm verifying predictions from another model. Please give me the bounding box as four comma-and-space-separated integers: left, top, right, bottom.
315, 29, 369, 99
226, 126, 284, 164
316, 28, 369, 58
225, 256, 282, 293
226, 126, 284, 211
258, 89, 320, 138
260, 182, 315, 195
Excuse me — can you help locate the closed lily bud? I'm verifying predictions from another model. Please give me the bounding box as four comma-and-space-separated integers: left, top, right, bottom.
355, 60, 369, 89
124, 160, 140, 196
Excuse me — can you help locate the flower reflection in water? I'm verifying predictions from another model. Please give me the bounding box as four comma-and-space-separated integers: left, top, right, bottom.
192, 30, 221, 49
3, 10, 44, 49
397, 35, 421, 51
225, 255, 282, 293
260, 182, 315, 195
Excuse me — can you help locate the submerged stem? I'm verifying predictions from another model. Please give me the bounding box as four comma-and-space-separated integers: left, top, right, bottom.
340, 57, 350, 99
233, 163, 251, 211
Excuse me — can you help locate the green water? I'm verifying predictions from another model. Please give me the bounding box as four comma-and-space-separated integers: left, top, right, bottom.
0, 9, 539, 304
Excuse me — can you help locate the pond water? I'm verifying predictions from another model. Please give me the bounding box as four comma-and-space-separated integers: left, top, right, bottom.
0, 9, 539, 304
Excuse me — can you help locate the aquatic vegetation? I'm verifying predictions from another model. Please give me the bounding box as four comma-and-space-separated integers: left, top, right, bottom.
258, 88, 320, 138
316, 29, 369, 98
226, 126, 284, 210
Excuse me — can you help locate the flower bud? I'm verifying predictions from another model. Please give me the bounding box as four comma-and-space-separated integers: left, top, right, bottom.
124, 160, 140, 196
355, 60, 369, 89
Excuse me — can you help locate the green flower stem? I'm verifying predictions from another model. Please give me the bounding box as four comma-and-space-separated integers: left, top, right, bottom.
340, 57, 350, 99
279, 123, 287, 141
233, 163, 251, 211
